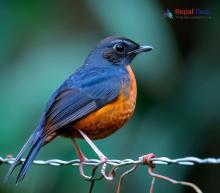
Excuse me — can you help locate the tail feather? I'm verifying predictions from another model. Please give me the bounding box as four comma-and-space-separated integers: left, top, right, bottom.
4, 129, 43, 183
4, 133, 36, 183
16, 137, 44, 184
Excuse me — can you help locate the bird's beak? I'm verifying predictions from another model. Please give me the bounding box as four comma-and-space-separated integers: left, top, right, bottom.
128, 45, 153, 55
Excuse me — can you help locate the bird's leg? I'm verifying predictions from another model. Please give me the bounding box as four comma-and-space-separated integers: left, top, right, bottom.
77, 129, 113, 180
72, 138, 92, 179
72, 138, 87, 162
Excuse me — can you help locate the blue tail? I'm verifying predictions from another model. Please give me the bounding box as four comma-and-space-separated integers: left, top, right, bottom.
4, 129, 44, 184
16, 137, 44, 184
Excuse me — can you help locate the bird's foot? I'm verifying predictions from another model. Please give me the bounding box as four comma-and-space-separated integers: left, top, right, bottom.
77, 130, 113, 180
99, 156, 113, 180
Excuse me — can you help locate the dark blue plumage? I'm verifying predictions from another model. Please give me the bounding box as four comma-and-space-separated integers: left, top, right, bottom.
44, 65, 126, 136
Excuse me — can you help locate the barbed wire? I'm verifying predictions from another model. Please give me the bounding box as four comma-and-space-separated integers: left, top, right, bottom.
1, 155, 220, 166
1, 155, 220, 193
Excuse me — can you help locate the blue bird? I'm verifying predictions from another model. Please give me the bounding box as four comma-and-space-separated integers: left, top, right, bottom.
5, 36, 153, 183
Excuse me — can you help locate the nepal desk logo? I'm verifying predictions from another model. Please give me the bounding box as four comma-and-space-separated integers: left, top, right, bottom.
163, 9, 174, 19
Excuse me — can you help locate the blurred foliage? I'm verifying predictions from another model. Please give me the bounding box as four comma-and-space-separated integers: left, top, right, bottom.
0, 1, 220, 193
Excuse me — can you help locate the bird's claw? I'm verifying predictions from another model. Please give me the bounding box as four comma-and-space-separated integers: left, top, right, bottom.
100, 157, 114, 180
79, 159, 103, 181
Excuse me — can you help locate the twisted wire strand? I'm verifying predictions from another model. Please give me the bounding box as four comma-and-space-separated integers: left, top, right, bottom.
2, 155, 219, 193
1, 156, 220, 167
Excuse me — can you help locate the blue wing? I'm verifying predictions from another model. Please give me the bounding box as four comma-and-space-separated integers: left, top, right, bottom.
43, 67, 123, 136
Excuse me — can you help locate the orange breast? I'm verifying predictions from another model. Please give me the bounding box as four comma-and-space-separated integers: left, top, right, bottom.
71, 65, 137, 140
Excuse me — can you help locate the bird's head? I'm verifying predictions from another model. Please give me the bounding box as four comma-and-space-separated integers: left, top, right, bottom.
85, 36, 153, 67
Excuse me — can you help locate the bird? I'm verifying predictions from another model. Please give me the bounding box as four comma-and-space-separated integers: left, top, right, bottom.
5, 36, 153, 183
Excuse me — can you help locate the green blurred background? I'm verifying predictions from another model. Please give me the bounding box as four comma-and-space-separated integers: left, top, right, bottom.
0, 1, 220, 193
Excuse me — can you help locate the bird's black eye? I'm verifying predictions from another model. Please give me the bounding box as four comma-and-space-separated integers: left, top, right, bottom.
113, 44, 125, 53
